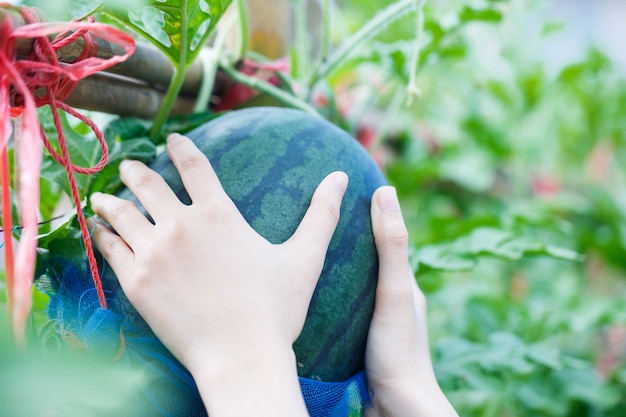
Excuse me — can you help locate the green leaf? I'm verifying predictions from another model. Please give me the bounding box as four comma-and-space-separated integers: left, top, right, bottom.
38, 108, 106, 198
35, 216, 93, 299
411, 227, 582, 272
92, 0, 231, 137
438, 43, 467, 60
479, 332, 534, 375
410, 245, 474, 272
525, 344, 563, 370
73, 0, 150, 18
541, 21, 566, 37
557, 368, 621, 409
87, 137, 157, 194
459, 7, 503, 23
516, 378, 569, 415
103, 117, 153, 143
37, 215, 83, 251
39, 110, 158, 198
312, 0, 418, 86
102, 0, 232, 68
160, 111, 222, 141
439, 149, 497, 193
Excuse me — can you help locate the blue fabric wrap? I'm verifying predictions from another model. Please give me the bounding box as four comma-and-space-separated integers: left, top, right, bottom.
36, 256, 371, 416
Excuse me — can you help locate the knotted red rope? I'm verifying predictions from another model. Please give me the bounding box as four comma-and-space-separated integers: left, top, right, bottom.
0, 4, 135, 344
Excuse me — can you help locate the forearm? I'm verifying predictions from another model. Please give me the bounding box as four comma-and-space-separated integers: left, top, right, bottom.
190, 344, 309, 417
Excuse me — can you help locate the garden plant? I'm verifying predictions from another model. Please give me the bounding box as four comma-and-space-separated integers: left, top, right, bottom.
1, 0, 625, 416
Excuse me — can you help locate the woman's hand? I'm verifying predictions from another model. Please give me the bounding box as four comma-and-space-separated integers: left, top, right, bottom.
90, 133, 348, 416
365, 186, 458, 417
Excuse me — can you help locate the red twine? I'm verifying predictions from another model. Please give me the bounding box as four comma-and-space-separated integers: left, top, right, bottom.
0, 4, 135, 344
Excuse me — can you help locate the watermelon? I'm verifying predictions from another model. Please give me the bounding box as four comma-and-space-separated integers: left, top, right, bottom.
117, 107, 387, 382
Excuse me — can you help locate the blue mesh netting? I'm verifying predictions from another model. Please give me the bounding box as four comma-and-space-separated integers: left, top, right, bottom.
36, 255, 371, 416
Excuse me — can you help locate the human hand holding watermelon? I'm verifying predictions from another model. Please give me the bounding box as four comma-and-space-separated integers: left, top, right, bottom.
31, 103, 458, 415
364, 186, 459, 417
90, 133, 348, 416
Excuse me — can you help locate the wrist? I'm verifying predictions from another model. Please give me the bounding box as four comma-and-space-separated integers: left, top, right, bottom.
190, 342, 308, 416
366, 383, 417, 417
366, 380, 458, 417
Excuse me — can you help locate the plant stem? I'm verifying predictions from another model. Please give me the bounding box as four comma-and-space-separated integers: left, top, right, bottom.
220, 61, 321, 116
236, 0, 250, 59
1, 146, 15, 334
306, 0, 332, 99
193, 49, 217, 113
373, 86, 405, 152
150, 65, 188, 140
194, 8, 240, 113
310, 0, 417, 88
291, 0, 309, 83
150, 0, 190, 140
406, 0, 427, 105
320, 0, 332, 64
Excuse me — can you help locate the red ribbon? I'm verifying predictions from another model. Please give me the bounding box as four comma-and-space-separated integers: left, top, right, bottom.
0, 4, 135, 344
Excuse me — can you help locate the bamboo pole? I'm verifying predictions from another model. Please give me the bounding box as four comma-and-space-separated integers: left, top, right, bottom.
3, 8, 239, 118
61, 70, 232, 118
14, 26, 206, 95
62, 72, 198, 118
4, 7, 233, 111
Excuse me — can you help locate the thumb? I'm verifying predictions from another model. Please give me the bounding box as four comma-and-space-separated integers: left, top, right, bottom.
286, 171, 348, 264
371, 186, 417, 314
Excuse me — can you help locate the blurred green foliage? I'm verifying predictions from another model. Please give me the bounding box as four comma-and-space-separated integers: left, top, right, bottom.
324, 0, 626, 415
2, 0, 626, 415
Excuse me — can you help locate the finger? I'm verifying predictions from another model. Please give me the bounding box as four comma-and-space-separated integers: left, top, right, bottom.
90, 192, 153, 249
166, 133, 224, 204
119, 159, 180, 223
89, 217, 134, 277
371, 186, 415, 313
287, 171, 348, 266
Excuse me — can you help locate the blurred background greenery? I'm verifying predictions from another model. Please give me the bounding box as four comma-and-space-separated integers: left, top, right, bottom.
323, 0, 626, 415
2, 0, 626, 415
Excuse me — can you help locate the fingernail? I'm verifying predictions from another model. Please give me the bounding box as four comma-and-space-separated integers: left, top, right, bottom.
86, 216, 97, 230
332, 171, 349, 194
376, 186, 400, 213
90, 192, 102, 203
167, 133, 184, 145
119, 160, 131, 171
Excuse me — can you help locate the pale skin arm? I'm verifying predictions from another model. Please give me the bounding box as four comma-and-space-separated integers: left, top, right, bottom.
90, 133, 458, 417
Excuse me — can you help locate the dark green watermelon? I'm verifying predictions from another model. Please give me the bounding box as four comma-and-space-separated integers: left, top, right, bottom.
118, 107, 387, 382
